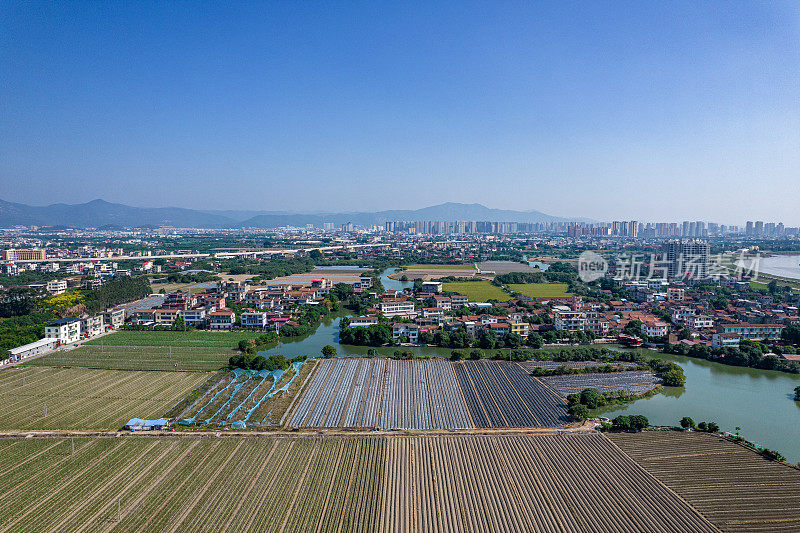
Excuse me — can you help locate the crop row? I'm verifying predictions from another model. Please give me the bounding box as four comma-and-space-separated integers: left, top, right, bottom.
0, 435, 388, 532
541, 370, 662, 397
610, 431, 800, 532
29, 345, 231, 372
0, 367, 207, 430
453, 361, 570, 428
289, 359, 472, 429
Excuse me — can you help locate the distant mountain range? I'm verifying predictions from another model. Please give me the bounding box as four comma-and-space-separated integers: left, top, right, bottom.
0, 199, 592, 229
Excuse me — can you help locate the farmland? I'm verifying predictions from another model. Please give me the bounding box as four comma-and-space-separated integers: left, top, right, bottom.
27, 345, 232, 372
0, 367, 209, 430
0, 433, 717, 532
289, 358, 472, 429
507, 282, 573, 298
610, 431, 800, 532
177, 361, 310, 428
405, 263, 477, 270
453, 360, 570, 428
84, 330, 257, 348
442, 281, 512, 302
541, 370, 663, 397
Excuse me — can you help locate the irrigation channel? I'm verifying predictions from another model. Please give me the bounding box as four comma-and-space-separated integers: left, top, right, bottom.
258, 268, 800, 461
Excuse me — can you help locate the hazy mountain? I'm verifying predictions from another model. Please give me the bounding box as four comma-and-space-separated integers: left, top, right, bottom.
241, 202, 591, 228
0, 199, 591, 229
0, 199, 235, 228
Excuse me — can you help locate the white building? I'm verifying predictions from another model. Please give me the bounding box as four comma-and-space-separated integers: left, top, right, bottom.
554, 310, 585, 332
686, 315, 714, 329
46, 279, 67, 295
6, 338, 58, 364
379, 299, 417, 318
45, 317, 82, 344
80, 314, 105, 338
641, 321, 669, 337
240, 311, 269, 328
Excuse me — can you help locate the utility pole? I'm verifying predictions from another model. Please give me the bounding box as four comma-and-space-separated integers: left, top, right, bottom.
116, 500, 120, 522
71, 437, 74, 455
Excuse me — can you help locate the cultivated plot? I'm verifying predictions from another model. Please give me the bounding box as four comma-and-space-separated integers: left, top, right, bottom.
28, 345, 231, 372
541, 370, 662, 397
508, 282, 573, 298
0, 367, 208, 430
518, 360, 639, 371
453, 360, 571, 428
289, 358, 472, 429
384, 433, 717, 532
610, 431, 800, 532
441, 281, 512, 302
0, 433, 717, 533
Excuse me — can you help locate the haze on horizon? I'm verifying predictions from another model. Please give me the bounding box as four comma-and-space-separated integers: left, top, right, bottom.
1, 2, 799, 225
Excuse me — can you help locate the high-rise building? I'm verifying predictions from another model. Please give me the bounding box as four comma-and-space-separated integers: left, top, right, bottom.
745, 221, 754, 236
663, 240, 710, 280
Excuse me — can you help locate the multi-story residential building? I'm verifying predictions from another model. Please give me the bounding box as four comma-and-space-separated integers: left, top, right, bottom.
584, 311, 610, 335
379, 299, 417, 318
419, 281, 443, 294
209, 310, 235, 330
162, 292, 197, 310
554, 310, 585, 332
220, 281, 250, 302
356, 276, 373, 290
103, 308, 125, 329
349, 316, 379, 327
712, 332, 740, 348
509, 321, 529, 337
686, 315, 714, 329
46, 279, 67, 295
670, 306, 696, 325
179, 309, 207, 328
240, 311, 268, 329
720, 323, 785, 341
641, 320, 669, 337
80, 314, 104, 337
450, 294, 469, 309
132, 309, 156, 324
82, 278, 103, 291
422, 307, 445, 319
45, 317, 81, 344
667, 287, 685, 301
392, 323, 419, 343
154, 309, 179, 326
432, 296, 452, 310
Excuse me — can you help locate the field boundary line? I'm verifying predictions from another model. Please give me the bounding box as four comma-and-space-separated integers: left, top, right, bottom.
282, 360, 320, 427
496, 362, 540, 426
55, 439, 164, 531
220, 438, 279, 530
165, 439, 245, 533
95, 438, 200, 533
334, 439, 361, 533
602, 434, 722, 532
0, 438, 64, 479
0, 439, 125, 532
241, 440, 296, 531
133, 439, 222, 532
278, 438, 320, 532
316, 439, 345, 530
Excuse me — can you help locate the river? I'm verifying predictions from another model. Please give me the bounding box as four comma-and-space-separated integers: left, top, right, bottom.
746, 253, 800, 281
259, 268, 800, 463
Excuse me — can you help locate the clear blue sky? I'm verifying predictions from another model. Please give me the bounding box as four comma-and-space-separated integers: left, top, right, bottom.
1, 2, 798, 224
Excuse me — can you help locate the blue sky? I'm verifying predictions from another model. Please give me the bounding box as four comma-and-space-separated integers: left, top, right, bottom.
1, 2, 798, 224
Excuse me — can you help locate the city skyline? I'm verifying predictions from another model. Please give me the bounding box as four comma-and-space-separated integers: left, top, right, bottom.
2, 2, 799, 223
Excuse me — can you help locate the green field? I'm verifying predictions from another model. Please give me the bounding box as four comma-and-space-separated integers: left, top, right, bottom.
28, 345, 232, 372
749, 280, 769, 290
84, 330, 261, 348
0, 366, 209, 430
406, 263, 476, 270
442, 281, 511, 302
508, 283, 573, 298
